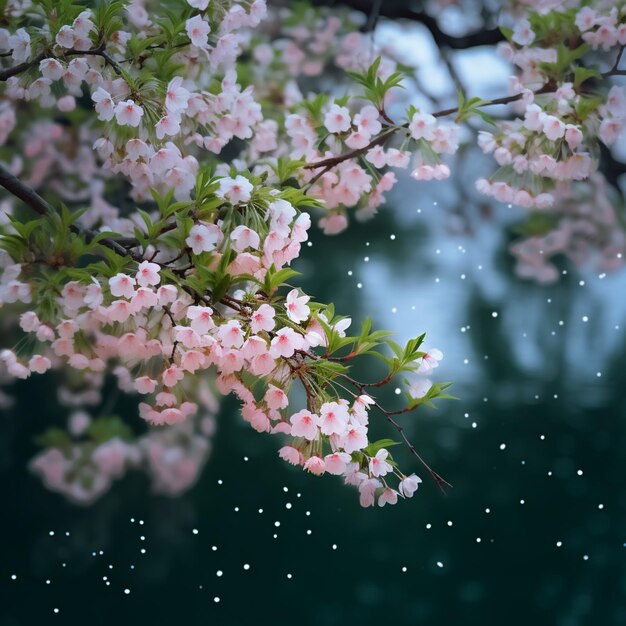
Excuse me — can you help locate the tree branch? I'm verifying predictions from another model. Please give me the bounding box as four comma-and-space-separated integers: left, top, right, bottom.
313, 0, 504, 48
0, 164, 142, 261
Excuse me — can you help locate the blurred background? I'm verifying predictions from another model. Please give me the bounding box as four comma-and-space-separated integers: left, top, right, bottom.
2, 2, 626, 625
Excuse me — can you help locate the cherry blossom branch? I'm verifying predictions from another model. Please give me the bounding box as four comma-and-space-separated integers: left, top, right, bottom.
0, 52, 45, 80
602, 44, 626, 78
336, 371, 452, 492
302, 81, 575, 174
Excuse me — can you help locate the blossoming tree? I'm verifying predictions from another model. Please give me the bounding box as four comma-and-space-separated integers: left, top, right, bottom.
0, 0, 624, 506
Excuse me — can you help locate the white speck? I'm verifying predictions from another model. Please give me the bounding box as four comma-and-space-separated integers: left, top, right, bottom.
192, 528, 198, 535
364, 256, 369, 262
124, 589, 130, 595
583, 555, 589, 561
520, 500, 525, 504
234, 507, 239, 512
274, 521, 280, 527
211, 546, 217, 551
476, 538, 481, 543
216, 570, 223, 577
217, 479, 223, 485
447, 521, 453, 527
582, 316, 589, 322
402, 566, 407, 572
214, 597, 220, 603
436, 561, 443, 568
556, 541, 562, 547
394, 388, 401, 395
49, 531, 54, 536
390, 234, 396, 240
485, 508, 490, 514
287, 573, 293, 579
332, 544, 337, 550
491, 312, 498, 318
357, 282, 362, 289
499, 443, 506, 450
243, 564, 250, 571
53, 609, 59, 614
258, 509, 263, 514
598, 504, 604, 510
10, 574, 16, 581
285, 503, 292, 510
306, 530, 312, 535
426, 523, 432, 529
577, 470, 583, 476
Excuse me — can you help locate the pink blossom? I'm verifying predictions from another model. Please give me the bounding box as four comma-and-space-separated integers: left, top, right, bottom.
418, 348, 443, 374
92, 88, 115, 121
304, 456, 326, 475
319, 213, 348, 235
324, 104, 351, 134
115, 100, 144, 127
358, 477, 381, 507
398, 474, 422, 497
409, 112, 436, 141
269, 327, 304, 358
165, 77, 191, 114
324, 452, 351, 475
264, 384, 288, 410
186, 15, 211, 48
289, 409, 319, 440
285, 289, 310, 324
186, 223, 223, 254
278, 445, 302, 466
109, 273, 136, 298
231, 225, 260, 252
250, 303, 275, 333
136, 261, 161, 287
369, 448, 393, 477
187, 305, 214, 334
378, 487, 398, 507
319, 401, 349, 436
29, 355, 51, 374
135, 376, 157, 394
217, 175, 253, 204
340, 424, 368, 453
216, 320, 244, 349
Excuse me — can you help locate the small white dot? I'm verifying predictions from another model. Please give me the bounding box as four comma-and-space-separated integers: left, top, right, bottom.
243, 564, 250, 571
10, 575, 16, 581
124, 589, 130, 595
491, 312, 498, 318
214, 597, 220, 603
499, 443, 506, 450
53, 609, 59, 614
436, 561, 443, 568
216, 570, 223, 577
401, 566, 407, 572
556, 541, 562, 547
